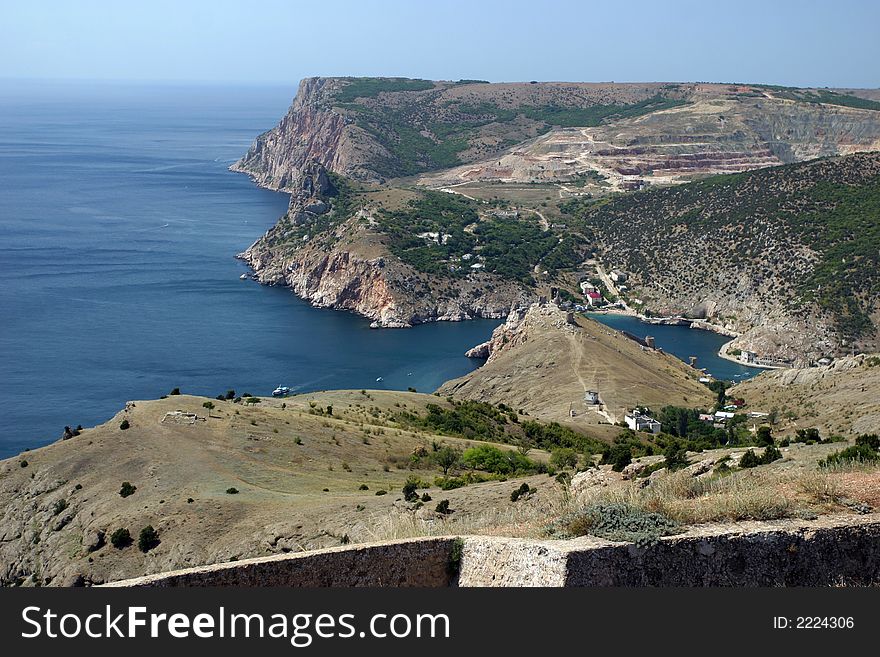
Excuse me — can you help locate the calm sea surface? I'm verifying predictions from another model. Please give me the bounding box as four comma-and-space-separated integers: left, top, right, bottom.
0, 81, 501, 458
0, 81, 759, 459
589, 313, 759, 382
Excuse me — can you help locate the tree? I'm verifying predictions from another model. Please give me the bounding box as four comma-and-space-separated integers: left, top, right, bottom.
169, 387, 181, 396
119, 419, 130, 431
550, 447, 578, 470
756, 426, 774, 447
110, 528, 131, 549
119, 482, 137, 498
202, 401, 215, 412
663, 444, 689, 471
433, 446, 461, 476
138, 525, 160, 552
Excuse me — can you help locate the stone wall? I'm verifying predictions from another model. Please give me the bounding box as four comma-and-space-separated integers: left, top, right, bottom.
106, 514, 880, 587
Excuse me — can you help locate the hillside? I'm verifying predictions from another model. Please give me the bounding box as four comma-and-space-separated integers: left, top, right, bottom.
439, 303, 714, 425
231, 77, 880, 347
730, 354, 880, 437
233, 78, 880, 189
2, 390, 605, 586
567, 153, 880, 362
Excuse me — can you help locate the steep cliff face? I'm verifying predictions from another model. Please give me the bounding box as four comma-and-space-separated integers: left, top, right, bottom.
231, 78, 388, 188
240, 212, 531, 327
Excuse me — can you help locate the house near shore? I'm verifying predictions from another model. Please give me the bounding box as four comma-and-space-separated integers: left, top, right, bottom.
580, 281, 598, 294
740, 350, 758, 364
625, 410, 661, 434
586, 291, 603, 307
610, 270, 628, 283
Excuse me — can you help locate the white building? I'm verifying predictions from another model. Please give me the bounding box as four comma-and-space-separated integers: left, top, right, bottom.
625, 410, 661, 434
740, 350, 757, 364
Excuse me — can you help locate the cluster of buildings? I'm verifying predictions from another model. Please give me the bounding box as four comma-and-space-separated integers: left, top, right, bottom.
624, 409, 661, 434
579, 280, 604, 307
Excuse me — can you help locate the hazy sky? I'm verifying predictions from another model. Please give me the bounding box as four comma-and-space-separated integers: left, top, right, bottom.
2, 0, 878, 88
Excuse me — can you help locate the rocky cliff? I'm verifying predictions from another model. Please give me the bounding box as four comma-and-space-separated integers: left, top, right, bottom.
240, 206, 531, 327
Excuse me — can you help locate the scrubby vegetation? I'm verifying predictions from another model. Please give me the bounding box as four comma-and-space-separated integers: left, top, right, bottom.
570, 153, 880, 341
137, 525, 160, 553
331, 81, 687, 177
820, 434, 880, 467
110, 528, 132, 549
547, 502, 680, 547
393, 398, 606, 460
378, 191, 584, 282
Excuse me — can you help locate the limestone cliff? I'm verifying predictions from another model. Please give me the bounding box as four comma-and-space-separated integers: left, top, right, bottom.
240, 209, 531, 327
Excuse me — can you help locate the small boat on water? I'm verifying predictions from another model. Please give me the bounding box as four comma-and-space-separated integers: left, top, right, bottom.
375, 377, 383, 382
272, 385, 291, 397
239, 273, 248, 280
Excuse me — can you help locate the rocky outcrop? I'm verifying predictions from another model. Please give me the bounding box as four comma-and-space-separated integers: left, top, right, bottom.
240, 213, 530, 327
231, 77, 388, 188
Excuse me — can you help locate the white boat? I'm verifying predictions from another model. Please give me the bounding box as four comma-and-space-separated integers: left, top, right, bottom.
375, 377, 383, 382
239, 273, 248, 280
272, 385, 291, 397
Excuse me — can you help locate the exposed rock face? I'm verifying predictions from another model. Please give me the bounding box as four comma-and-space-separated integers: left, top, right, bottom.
231, 78, 386, 188
240, 213, 531, 327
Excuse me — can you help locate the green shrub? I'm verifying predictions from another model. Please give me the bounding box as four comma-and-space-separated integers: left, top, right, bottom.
756, 426, 774, 447
110, 528, 132, 549
119, 482, 137, 498
820, 435, 880, 467
434, 476, 466, 490
137, 525, 160, 552
226, 487, 239, 494
375, 490, 387, 496
435, 499, 451, 515
550, 447, 578, 470
761, 444, 783, 464
548, 502, 679, 547
663, 444, 690, 471
169, 387, 181, 396
402, 475, 421, 502
19, 460, 28, 468
510, 482, 534, 502
358, 484, 369, 490
119, 419, 130, 430
739, 449, 761, 468
461, 444, 535, 474
421, 492, 432, 502
202, 401, 215, 411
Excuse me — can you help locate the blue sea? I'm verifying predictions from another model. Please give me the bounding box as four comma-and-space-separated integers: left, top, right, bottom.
0, 81, 501, 458
588, 313, 759, 382
0, 81, 759, 459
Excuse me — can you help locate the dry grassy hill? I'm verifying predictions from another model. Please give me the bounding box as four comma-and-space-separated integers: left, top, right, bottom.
0, 391, 563, 586
730, 354, 880, 437
439, 304, 714, 427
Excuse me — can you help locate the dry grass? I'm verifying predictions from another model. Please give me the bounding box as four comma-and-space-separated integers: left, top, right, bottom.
567, 466, 872, 527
